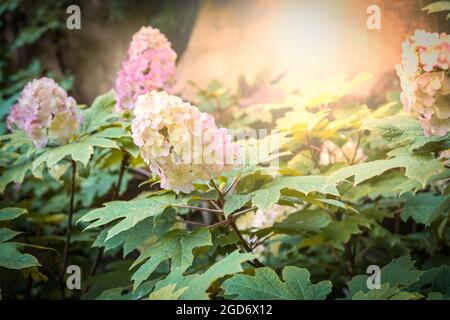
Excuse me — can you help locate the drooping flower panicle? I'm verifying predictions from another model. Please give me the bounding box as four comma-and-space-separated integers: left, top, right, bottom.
396, 30, 450, 137
115, 26, 177, 111
131, 90, 238, 194
6, 77, 79, 148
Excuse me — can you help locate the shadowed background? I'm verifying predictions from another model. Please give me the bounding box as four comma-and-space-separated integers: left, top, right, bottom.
2, 0, 449, 107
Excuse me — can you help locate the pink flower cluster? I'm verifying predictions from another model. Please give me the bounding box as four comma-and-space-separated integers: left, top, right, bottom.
131, 91, 238, 194
6, 77, 79, 148
396, 30, 450, 136
115, 26, 177, 111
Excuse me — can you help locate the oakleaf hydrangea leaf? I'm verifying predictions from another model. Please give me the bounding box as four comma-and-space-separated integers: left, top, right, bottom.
0, 242, 40, 270
154, 251, 254, 300
401, 193, 450, 226
251, 176, 339, 210
78, 194, 176, 241
131, 228, 212, 291
0, 207, 27, 221
349, 256, 424, 297
223, 194, 252, 217
0, 156, 33, 193
82, 91, 117, 134
222, 266, 331, 300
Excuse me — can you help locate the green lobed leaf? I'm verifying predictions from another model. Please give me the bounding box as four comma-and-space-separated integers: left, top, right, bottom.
149, 284, 188, 300
322, 215, 372, 249
0, 242, 40, 270
78, 194, 176, 241
327, 147, 444, 187
273, 209, 332, 234
153, 251, 254, 300
223, 194, 252, 217
0, 227, 21, 242
352, 283, 422, 300
0, 156, 33, 193
82, 91, 117, 133
131, 228, 212, 291
93, 208, 176, 256
251, 175, 340, 210
0, 207, 27, 221
222, 266, 332, 300
32, 131, 121, 169
349, 256, 424, 297
422, 1, 450, 14
401, 193, 450, 226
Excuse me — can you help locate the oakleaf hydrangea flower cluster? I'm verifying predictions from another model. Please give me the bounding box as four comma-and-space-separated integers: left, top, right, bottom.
115, 26, 177, 110
131, 90, 238, 194
396, 30, 450, 136
7, 77, 79, 148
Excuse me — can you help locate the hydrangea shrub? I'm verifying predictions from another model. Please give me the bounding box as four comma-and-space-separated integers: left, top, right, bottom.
1, 14, 449, 302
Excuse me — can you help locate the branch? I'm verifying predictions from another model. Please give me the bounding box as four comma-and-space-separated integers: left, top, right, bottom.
111, 153, 129, 200
350, 131, 362, 165
178, 219, 208, 227
228, 218, 264, 267
59, 159, 77, 299
231, 207, 256, 217
223, 174, 241, 197
251, 232, 275, 250
210, 179, 224, 205
305, 129, 323, 173
208, 200, 222, 211
175, 205, 223, 214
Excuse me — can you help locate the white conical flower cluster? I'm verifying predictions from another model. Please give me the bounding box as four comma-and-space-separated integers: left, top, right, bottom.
131, 90, 238, 194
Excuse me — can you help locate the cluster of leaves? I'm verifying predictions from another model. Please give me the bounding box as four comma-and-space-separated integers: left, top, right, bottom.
1, 67, 449, 300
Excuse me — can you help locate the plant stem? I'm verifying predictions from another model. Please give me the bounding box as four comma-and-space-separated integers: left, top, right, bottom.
208, 200, 222, 211
305, 129, 323, 173
231, 207, 256, 217
251, 232, 275, 250
224, 175, 241, 197
229, 220, 252, 252
210, 179, 224, 205
90, 153, 129, 276
175, 205, 223, 214
394, 210, 401, 234
112, 153, 129, 200
207, 220, 229, 229
178, 219, 208, 227
59, 159, 76, 299
350, 131, 362, 165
